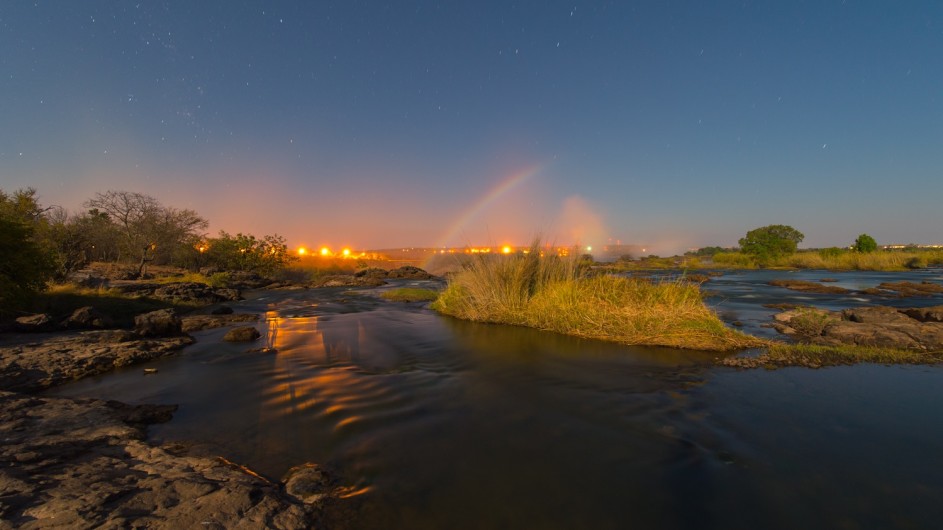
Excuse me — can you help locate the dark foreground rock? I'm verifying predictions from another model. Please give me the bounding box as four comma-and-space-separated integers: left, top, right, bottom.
0, 331, 194, 393
181, 313, 259, 333
223, 326, 262, 342
0, 391, 326, 529
134, 309, 183, 337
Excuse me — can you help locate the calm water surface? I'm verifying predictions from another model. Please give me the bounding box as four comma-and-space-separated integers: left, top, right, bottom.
50, 271, 943, 529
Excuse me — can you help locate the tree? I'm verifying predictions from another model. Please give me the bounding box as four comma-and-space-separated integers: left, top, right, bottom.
853, 234, 877, 253
0, 188, 56, 315
738, 225, 804, 264
84, 191, 207, 277
204, 231, 296, 275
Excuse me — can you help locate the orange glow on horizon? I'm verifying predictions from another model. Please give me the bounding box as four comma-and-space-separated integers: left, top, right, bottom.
501, 245, 512, 254
297, 247, 307, 256
320, 247, 331, 257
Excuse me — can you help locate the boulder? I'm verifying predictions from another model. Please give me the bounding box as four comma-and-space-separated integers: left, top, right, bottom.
223, 326, 261, 342
841, 306, 914, 325
211, 305, 235, 315
901, 306, 943, 323
134, 309, 183, 337
152, 282, 222, 304
180, 313, 259, 333
282, 463, 331, 505
213, 288, 242, 301
387, 265, 436, 280
14, 313, 55, 332
60, 306, 113, 330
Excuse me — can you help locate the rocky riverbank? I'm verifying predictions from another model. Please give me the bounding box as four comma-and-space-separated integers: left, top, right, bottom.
0, 307, 339, 528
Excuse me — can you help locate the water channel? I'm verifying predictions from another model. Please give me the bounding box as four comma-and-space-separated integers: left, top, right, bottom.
49, 269, 943, 529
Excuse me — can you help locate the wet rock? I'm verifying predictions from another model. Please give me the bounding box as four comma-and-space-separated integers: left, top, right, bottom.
13, 314, 54, 333
0, 391, 321, 529
181, 313, 259, 332
876, 281, 943, 297
134, 309, 183, 337
768, 279, 849, 294
282, 463, 332, 505
60, 306, 113, 330
211, 305, 235, 315
223, 326, 261, 342
0, 332, 193, 393
153, 282, 223, 304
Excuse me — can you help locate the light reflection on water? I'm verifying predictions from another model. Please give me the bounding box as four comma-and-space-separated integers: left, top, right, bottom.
47, 274, 943, 529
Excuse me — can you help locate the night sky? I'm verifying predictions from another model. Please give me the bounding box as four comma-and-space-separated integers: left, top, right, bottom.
2, 1, 941, 254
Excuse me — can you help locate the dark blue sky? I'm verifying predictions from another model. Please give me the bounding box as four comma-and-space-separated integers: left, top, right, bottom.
2, 1, 941, 253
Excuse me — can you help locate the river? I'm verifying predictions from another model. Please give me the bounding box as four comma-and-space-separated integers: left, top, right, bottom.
49, 269, 943, 529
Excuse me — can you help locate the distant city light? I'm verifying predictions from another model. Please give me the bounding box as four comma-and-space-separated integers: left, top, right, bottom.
297, 247, 307, 256
320, 247, 331, 256
502, 245, 512, 254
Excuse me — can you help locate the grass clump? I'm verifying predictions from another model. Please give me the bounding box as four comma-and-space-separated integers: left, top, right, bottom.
432, 241, 763, 351
381, 288, 439, 302
722, 343, 943, 369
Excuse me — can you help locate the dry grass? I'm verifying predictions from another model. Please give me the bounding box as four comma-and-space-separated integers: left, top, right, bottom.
432, 242, 763, 351
706, 249, 943, 271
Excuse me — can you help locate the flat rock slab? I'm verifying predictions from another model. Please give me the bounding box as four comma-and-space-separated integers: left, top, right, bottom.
0, 391, 322, 529
0, 332, 194, 393
181, 313, 259, 332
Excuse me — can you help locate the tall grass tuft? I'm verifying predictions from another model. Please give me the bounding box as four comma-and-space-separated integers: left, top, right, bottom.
432, 241, 762, 351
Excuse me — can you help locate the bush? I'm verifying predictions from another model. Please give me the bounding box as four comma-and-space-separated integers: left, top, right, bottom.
853, 234, 878, 253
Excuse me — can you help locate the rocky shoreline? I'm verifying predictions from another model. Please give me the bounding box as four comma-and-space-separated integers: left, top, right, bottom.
0, 305, 339, 528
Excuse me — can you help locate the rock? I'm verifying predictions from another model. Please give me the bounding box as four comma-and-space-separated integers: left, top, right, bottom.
876, 281, 943, 297
152, 282, 224, 304
0, 332, 193, 393
13, 314, 54, 332
134, 309, 183, 337
768, 279, 849, 294
223, 326, 261, 342
902, 306, 943, 323
841, 306, 914, 324
387, 265, 436, 279
60, 306, 113, 330
282, 463, 332, 505
353, 267, 389, 279
181, 313, 259, 332
211, 305, 235, 315
213, 288, 242, 301
771, 305, 943, 351
0, 391, 321, 529
312, 275, 386, 288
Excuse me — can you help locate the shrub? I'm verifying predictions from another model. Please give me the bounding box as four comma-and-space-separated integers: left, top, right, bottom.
853, 234, 878, 253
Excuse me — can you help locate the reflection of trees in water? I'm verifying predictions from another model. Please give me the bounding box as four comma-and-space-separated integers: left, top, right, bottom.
316, 315, 361, 363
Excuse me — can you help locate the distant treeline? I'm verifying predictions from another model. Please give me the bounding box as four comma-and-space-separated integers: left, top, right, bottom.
1, 187, 295, 315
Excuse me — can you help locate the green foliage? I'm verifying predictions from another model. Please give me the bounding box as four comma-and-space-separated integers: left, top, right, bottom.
738, 224, 804, 264
788, 308, 838, 339
0, 188, 57, 316
381, 288, 439, 302
711, 252, 757, 268
204, 231, 296, 276
685, 246, 728, 257
853, 234, 877, 253
818, 247, 845, 259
